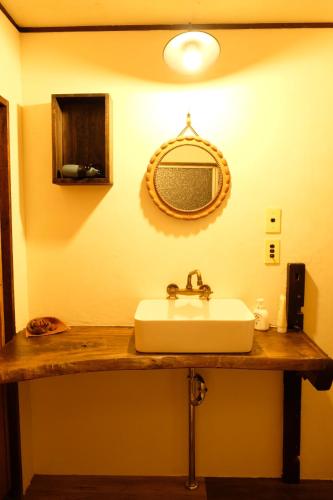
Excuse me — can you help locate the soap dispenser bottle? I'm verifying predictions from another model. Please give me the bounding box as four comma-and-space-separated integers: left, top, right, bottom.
254, 298, 269, 331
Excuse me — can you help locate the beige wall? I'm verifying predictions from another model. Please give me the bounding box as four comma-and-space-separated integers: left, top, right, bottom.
15, 27, 333, 481
0, 11, 32, 491
0, 12, 28, 330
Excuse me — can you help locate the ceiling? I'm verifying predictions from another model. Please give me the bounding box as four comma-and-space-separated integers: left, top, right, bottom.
2, 0, 333, 28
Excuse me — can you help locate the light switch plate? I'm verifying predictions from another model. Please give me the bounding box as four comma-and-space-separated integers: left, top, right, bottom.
265, 239, 280, 265
265, 208, 281, 233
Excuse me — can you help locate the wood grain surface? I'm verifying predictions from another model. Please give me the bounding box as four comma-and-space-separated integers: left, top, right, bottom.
24, 475, 207, 500
0, 327, 332, 384
23, 475, 333, 500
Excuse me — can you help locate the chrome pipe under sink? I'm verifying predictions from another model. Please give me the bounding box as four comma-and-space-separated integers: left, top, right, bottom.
185, 368, 207, 490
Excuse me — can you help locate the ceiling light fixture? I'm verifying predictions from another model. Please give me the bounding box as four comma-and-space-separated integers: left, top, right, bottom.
163, 31, 220, 74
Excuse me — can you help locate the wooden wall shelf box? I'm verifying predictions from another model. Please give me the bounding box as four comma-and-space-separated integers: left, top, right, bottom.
52, 94, 112, 185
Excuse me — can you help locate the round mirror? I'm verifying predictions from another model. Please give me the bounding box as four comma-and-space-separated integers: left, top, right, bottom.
146, 136, 230, 219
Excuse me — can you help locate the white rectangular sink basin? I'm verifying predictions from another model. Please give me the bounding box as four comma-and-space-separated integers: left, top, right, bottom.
134, 298, 255, 353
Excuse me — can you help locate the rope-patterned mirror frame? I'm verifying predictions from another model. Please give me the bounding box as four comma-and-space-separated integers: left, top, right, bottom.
146, 135, 230, 220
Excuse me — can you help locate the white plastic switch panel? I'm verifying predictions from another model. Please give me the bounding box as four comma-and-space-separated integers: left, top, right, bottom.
265, 239, 280, 265
265, 208, 281, 233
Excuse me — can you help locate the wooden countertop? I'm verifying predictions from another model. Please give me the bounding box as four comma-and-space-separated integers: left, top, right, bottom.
0, 326, 332, 384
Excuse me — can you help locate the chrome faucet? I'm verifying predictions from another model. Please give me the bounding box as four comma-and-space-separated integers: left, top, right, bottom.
167, 269, 212, 300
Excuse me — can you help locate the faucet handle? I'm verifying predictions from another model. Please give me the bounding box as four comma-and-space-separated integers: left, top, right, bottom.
167, 283, 179, 299
199, 284, 213, 300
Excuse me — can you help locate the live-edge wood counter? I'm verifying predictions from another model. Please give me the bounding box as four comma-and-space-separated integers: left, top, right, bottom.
0, 326, 332, 485
0, 326, 333, 383
0, 326, 332, 384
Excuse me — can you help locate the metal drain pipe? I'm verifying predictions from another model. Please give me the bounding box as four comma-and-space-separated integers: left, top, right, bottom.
185, 368, 208, 490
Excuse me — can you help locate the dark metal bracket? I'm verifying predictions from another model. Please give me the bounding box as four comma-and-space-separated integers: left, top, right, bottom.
283, 371, 301, 483
282, 365, 333, 483
302, 368, 333, 391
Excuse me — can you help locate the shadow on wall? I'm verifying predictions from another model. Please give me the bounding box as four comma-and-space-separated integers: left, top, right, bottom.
46, 28, 310, 84
22, 103, 111, 242
302, 383, 333, 479
22, 102, 230, 243
139, 174, 230, 236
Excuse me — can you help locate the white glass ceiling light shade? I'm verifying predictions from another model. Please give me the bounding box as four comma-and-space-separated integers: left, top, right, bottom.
163, 31, 220, 74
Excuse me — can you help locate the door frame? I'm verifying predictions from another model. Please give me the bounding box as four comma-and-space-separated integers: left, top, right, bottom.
0, 95, 15, 341
0, 95, 22, 499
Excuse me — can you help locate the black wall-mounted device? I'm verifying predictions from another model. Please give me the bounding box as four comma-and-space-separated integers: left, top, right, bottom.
286, 263, 305, 331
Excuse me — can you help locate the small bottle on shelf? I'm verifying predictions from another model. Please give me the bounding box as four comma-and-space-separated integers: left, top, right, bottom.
253, 298, 269, 331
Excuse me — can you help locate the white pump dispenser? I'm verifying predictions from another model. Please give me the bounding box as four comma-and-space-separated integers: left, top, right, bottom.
277, 294, 287, 333
253, 298, 269, 331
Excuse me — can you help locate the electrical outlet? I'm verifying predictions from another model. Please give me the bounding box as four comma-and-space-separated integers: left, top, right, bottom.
265, 208, 281, 233
265, 239, 280, 265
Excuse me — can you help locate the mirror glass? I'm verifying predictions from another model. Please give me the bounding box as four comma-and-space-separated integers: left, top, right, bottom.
154, 145, 222, 212
146, 135, 230, 220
